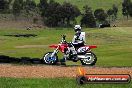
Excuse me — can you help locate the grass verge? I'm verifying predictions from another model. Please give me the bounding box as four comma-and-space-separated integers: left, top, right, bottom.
0, 77, 131, 88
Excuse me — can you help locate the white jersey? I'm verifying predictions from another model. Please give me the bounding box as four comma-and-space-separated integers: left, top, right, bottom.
72, 32, 86, 44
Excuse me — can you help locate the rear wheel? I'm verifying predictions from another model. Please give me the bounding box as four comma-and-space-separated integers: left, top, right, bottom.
80, 52, 97, 66
42, 52, 58, 65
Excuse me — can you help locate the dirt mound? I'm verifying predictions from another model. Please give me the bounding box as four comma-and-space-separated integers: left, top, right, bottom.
0, 64, 132, 78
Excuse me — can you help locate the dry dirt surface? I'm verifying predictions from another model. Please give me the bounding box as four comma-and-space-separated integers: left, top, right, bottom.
0, 64, 132, 78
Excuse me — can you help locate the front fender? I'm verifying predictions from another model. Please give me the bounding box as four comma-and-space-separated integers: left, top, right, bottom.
49, 44, 58, 48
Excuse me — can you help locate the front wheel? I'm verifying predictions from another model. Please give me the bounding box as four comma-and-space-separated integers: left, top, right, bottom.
42, 52, 58, 65
80, 52, 97, 66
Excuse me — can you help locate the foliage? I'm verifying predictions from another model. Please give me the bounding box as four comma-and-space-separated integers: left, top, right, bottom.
12, 0, 23, 19
0, 0, 10, 13
107, 9, 114, 17
122, 0, 132, 18
107, 4, 118, 23
41, 0, 80, 27
23, 0, 36, 11
43, 1, 62, 27
0, 0, 131, 27
94, 8, 108, 22
23, 0, 37, 18
61, 2, 80, 26
81, 5, 96, 28
38, 0, 48, 16
112, 4, 118, 19
127, 2, 132, 17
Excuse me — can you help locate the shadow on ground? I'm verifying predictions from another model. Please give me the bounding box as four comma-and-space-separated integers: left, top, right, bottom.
0, 55, 42, 64
0, 55, 68, 66
4, 34, 37, 38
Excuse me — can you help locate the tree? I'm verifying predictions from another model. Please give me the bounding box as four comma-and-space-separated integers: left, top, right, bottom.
38, 0, 48, 16
61, 2, 80, 26
43, 1, 62, 27
41, 0, 80, 27
112, 4, 118, 20
0, 0, 9, 13
107, 4, 118, 23
122, 0, 132, 18
94, 8, 108, 22
81, 5, 96, 28
122, 0, 131, 19
128, 3, 132, 16
107, 9, 114, 23
23, 0, 36, 18
13, 0, 23, 20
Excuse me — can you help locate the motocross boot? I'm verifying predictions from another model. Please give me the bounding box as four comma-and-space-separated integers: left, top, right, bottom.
60, 57, 66, 66
70, 47, 78, 61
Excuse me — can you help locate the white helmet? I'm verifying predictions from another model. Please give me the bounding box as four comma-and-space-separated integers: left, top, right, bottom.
74, 25, 81, 32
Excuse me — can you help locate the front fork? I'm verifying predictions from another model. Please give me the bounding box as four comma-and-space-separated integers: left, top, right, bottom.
51, 46, 59, 57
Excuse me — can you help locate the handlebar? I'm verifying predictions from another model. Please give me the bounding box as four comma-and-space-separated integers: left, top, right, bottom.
62, 35, 66, 39
61, 35, 67, 43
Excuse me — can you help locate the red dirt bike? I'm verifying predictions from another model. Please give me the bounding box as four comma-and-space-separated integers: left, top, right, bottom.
42, 35, 97, 66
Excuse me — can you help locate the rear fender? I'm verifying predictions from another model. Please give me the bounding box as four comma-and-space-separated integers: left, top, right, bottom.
78, 45, 97, 53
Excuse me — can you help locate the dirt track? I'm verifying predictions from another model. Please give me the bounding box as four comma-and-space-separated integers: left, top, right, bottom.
0, 64, 132, 78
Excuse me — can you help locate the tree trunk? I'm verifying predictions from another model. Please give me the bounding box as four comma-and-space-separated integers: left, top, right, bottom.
66, 18, 70, 26
109, 15, 110, 24
127, 14, 129, 20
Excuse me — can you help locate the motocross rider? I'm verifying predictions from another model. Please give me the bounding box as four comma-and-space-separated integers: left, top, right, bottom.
72, 25, 86, 48
63, 25, 86, 62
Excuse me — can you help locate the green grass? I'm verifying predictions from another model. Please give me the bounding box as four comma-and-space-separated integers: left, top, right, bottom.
0, 27, 132, 66
0, 77, 131, 88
